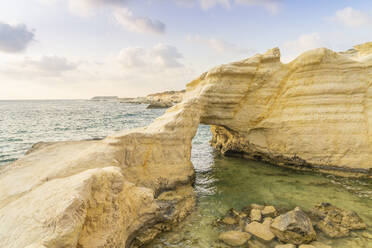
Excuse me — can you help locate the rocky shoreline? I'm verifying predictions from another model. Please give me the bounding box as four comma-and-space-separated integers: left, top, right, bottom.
1, 43, 372, 247
216, 203, 368, 248
118, 90, 185, 109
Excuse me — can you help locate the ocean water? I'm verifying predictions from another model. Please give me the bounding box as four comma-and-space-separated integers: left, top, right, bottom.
0, 100, 371, 248
0, 100, 165, 166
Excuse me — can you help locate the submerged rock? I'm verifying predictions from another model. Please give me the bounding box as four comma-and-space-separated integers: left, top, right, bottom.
310, 202, 366, 238
247, 239, 267, 248
245, 221, 275, 242
222, 216, 238, 225
218, 231, 251, 246
270, 207, 316, 245
275, 244, 296, 248
308, 241, 332, 248
298, 243, 332, 248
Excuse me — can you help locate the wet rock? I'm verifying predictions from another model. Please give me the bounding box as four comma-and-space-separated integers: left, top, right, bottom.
263, 217, 273, 226
250, 209, 262, 222
262, 206, 277, 217
308, 241, 332, 248
310, 202, 366, 238
275, 244, 296, 248
362, 231, 372, 239
219, 231, 251, 246
298, 243, 332, 248
251, 204, 265, 210
146, 100, 174, 109
270, 207, 316, 245
245, 221, 275, 242
247, 239, 266, 248
222, 216, 238, 225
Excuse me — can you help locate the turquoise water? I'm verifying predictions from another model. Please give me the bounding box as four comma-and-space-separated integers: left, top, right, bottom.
0, 100, 371, 247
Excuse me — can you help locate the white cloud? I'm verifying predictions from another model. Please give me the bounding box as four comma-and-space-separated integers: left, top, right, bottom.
330, 7, 370, 28
234, 0, 281, 14
174, 0, 230, 10
151, 43, 183, 67
117, 43, 183, 68
22, 56, 78, 76
188, 35, 254, 54
281, 33, 325, 62
68, 0, 127, 16
114, 8, 165, 35
117, 47, 147, 67
0, 22, 35, 53
0, 44, 194, 99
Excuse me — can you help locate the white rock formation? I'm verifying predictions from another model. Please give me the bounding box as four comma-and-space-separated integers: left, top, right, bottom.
1, 43, 372, 247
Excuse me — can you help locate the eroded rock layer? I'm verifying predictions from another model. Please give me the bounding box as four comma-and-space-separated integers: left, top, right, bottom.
1, 43, 372, 248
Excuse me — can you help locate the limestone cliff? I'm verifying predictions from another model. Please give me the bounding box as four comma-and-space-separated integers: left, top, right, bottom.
1, 43, 372, 248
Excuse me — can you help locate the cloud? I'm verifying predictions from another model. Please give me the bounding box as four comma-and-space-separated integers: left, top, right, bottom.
174, 0, 230, 9
117, 47, 147, 67
234, 0, 281, 14
118, 43, 183, 68
281, 33, 325, 62
0, 22, 35, 53
68, 0, 127, 16
114, 8, 165, 35
151, 44, 183, 67
330, 7, 370, 28
22, 56, 78, 76
188, 35, 254, 54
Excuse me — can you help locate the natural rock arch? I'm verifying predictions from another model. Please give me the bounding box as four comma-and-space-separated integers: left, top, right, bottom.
1, 44, 372, 248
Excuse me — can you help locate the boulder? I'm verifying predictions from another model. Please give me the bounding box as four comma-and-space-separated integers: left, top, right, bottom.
245, 221, 275, 242
270, 207, 316, 245
219, 231, 251, 246
250, 209, 262, 222
251, 204, 265, 210
222, 216, 238, 225
262, 206, 277, 217
310, 203, 366, 238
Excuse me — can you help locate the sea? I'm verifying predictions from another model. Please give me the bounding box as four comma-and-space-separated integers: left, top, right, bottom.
0, 100, 371, 248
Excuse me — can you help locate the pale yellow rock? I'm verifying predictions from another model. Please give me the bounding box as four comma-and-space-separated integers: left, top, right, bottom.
245, 221, 275, 241
251, 203, 265, 210
250, 208, 262, 222
1, 42, 372, 247
219, 231, 251, 246
262, 206, 277, 217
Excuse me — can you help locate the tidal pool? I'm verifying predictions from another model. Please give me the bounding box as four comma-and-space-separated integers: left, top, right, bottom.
145, 125, 372, 248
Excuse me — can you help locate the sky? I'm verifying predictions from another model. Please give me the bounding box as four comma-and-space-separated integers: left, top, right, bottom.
1, 0, 372, 99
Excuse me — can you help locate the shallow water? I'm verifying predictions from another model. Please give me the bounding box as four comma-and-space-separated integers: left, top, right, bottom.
0, 100, 371, 247
146, 126, 372, 248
